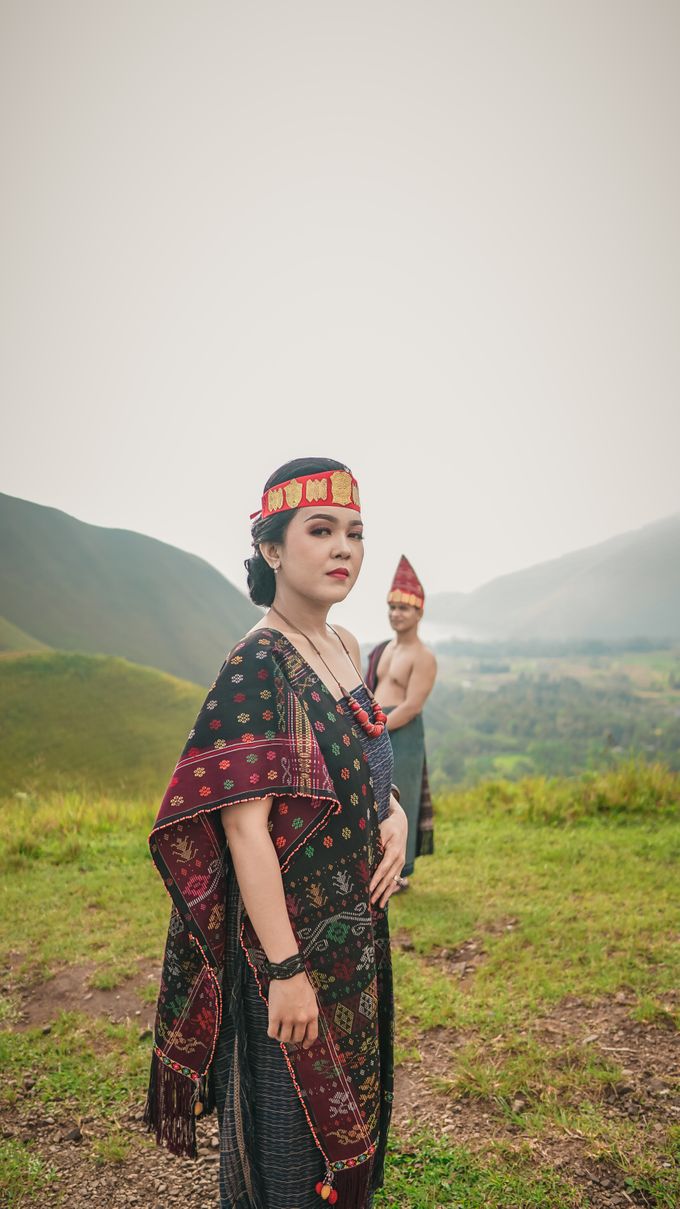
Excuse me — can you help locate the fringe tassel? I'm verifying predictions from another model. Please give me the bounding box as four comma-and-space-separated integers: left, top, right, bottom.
332, 1156, 374, 1208
143, 1050, 198, 1159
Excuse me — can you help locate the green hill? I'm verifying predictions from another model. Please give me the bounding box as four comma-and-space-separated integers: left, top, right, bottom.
0, 492, 259, 684
428, 512, 680, 641
0, 651, 203, 797
0, 615, 50, 652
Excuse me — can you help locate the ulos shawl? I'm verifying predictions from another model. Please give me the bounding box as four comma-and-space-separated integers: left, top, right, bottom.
145, 629, 393, 1204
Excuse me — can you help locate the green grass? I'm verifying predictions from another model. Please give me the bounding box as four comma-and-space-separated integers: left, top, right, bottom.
0, 650, 202, 797
376, 1132, 583, 1207
91, 1129, 133, 1166
0, 1138, 56, 1207
1, 766, 678, 1204
0, 1013, 150, 1115
432, 1033, 621, 1112
628, 995, 678, 1027
390, 799, 679, 1045
437, 758, 680, 823
0, 791, 164, 978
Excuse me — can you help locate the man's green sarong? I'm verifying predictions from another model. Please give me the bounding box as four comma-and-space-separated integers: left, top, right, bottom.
385, 709, 432, 876
367, 641, 435, 879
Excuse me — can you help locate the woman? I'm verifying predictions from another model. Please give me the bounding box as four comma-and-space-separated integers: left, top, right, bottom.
144, 457, 408, 1208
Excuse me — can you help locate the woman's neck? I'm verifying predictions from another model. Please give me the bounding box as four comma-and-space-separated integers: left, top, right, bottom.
268, 591, 331, 644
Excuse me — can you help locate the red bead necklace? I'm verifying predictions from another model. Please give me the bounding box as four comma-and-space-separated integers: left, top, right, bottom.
269, 607, 388, 739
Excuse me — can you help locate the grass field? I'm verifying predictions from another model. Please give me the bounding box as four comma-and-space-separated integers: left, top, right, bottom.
0, 650, 202, 798
1, 764, 678, 1207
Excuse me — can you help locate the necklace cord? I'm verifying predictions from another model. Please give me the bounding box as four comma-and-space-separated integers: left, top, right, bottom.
268, 606, 369, 698
267, 605, 386, 738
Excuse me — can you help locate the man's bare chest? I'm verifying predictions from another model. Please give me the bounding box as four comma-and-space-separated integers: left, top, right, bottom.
377, 646, 414, 691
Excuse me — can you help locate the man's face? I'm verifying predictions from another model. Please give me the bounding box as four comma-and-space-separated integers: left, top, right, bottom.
388, 602, 421, 634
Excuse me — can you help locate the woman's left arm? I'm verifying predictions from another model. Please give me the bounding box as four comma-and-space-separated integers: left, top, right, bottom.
370, 793, 408, 908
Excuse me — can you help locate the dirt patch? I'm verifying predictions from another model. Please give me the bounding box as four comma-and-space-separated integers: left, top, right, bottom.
4, 966, 678, 1209
391, 996, 679, 1209
2, 1076, 652, 1209
423, 936, 488, 982
392, 917, 520, 985
394, 1038, 505, 1149
2, 1104, 221, 1209
531, 1130, 672, 1209
533, 991, 680, 1126
5, 957, 160, 1032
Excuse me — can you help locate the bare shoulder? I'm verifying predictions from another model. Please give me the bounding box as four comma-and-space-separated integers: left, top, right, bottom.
332, 623, 362, 666
416, 642, 437, 671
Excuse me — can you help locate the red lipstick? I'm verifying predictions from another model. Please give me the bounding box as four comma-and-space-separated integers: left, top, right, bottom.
326, 568, 350, 579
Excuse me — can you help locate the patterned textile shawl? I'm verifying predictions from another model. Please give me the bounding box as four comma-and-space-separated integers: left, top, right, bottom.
145, 629, 393, 1203
366, 641, 434, 860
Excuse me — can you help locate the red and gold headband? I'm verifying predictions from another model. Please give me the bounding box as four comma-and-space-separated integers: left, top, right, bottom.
250, 469, 361, 521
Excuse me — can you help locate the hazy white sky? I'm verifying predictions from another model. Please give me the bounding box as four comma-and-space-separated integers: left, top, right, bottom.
2, 1, 679, 641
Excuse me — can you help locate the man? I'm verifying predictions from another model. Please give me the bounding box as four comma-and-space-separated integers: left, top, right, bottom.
366, 555, 437, 888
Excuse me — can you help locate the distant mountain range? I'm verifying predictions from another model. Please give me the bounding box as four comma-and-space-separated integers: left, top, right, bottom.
2, 494, 678, 677
428, 513, 680, 642
0, 493, 258, 684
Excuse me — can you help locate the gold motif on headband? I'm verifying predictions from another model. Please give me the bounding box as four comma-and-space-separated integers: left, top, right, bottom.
285, 478, 303, 509
330, 470, 352, 506
306, 478, 328, 503
267, 487, 284, 513
257, 468, 360, 519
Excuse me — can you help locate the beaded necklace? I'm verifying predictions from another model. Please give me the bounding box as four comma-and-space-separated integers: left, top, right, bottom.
269, 606, 388, 739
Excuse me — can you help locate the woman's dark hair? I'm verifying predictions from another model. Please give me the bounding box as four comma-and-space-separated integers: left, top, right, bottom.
245, 457, 350, 606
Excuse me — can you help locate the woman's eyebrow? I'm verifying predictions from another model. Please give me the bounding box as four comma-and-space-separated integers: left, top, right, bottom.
305, 512, 363, 526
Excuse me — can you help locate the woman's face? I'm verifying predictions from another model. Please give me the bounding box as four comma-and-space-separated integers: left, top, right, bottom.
262, 507, 364, 604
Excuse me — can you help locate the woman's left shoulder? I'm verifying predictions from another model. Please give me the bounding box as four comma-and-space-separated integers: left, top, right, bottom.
332, 623, 361, 660
216, 626, 281, 677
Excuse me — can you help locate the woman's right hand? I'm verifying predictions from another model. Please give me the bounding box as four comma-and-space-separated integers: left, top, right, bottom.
268, 971, 319, 1049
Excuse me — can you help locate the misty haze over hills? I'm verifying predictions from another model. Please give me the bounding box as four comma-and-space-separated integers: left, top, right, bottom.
1, 494, 679, 685
428, 513, 680, 642
0, 492, 258, 685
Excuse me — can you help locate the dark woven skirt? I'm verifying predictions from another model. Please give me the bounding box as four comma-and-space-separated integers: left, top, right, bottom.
212, 867, 376, 1209
213, 688, 392, 1209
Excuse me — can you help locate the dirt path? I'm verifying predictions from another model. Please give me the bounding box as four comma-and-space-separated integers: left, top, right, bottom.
3, 965, 679, 1208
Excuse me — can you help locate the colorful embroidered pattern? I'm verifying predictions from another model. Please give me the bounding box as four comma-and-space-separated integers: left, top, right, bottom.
146, 630, 393, 1184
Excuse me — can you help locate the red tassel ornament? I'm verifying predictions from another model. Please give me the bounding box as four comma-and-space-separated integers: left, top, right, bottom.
315, 1172, 339, 1203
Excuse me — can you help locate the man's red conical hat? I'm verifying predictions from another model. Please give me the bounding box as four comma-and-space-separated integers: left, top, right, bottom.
388, 554, 425, 609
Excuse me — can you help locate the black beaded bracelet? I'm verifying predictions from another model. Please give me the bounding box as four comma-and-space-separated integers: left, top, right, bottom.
263, 952, 306, 980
